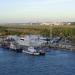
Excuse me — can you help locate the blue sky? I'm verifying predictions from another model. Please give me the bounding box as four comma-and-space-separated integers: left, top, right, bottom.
0, 0, 75, 23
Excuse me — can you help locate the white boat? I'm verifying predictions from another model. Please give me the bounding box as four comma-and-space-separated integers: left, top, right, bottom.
23, 46, 45, 56
23, 50, 40, 55
23, 46, 40, 55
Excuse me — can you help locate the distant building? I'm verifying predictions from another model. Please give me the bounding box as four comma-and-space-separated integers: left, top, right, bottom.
40, 22, 64, 26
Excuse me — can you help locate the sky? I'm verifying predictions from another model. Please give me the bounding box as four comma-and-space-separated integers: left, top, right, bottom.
0, 0, 75, 23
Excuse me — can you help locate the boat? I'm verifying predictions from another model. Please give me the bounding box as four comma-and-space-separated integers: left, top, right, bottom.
23, 46, 45, 56
23, 46, 39, 55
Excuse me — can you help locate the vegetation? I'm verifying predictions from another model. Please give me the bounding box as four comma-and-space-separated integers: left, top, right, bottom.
0, 25, 75, 42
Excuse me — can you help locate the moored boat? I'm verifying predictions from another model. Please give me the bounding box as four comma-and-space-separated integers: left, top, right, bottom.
23, 46, 45, 56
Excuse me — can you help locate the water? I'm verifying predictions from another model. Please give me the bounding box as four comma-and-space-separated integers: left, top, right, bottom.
0, 48, 75, 75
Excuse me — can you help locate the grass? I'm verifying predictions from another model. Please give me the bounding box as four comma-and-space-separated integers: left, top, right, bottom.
0, 25, 75, 42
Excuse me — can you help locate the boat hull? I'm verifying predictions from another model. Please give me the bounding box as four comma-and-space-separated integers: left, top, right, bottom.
23, 50, 45, 56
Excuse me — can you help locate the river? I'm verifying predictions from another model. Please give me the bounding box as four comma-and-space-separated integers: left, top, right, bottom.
0, 48, 75, 75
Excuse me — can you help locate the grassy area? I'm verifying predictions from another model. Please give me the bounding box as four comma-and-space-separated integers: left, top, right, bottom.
0, 25, 75, 42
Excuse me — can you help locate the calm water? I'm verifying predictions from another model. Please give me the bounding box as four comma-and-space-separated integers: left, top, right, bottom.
0, 48, 75, 75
